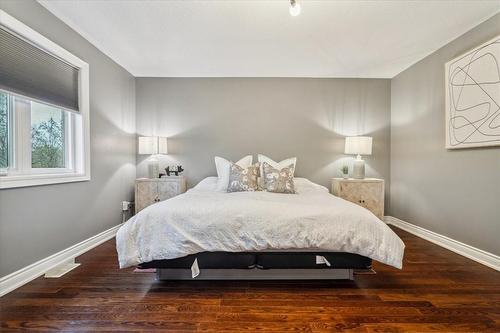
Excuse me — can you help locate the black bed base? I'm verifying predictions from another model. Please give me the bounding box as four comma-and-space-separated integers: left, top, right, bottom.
139, 252, 372, 281
157, 268, 355, 280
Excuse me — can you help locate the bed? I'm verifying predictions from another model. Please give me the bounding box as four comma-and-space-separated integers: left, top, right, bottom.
116, 177, 405, 280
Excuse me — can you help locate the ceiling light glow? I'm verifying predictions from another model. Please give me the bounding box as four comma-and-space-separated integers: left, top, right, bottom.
289, 0, 301, 16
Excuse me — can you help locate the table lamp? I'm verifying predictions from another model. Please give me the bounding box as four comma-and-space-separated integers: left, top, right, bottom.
138, 136, 168, 178
344, 136, 372, 179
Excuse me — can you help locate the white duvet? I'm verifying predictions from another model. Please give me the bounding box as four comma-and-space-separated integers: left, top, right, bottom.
116, 177, 404, 269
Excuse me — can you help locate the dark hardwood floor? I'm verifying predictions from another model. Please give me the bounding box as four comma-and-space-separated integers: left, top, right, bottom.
1, 226, 499, 332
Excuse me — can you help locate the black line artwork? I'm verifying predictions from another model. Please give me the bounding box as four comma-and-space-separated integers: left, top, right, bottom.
446, 36, 500, 148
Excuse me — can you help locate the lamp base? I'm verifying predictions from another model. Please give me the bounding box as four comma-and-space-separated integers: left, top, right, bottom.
352, 156, 365, 179
148, 157, 160, 179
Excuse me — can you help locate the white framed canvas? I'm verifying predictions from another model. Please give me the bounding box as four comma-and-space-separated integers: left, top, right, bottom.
445, 35, 500, 149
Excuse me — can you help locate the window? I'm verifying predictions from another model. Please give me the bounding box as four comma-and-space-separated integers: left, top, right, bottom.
1, 90, 80, 173
0, 10, 89, 189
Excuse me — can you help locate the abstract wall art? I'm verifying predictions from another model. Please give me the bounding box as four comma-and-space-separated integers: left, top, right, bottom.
445, 35, 500, 149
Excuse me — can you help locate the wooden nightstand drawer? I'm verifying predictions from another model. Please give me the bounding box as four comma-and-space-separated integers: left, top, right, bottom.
135, 176, 187, 213
332, 178, 384, 220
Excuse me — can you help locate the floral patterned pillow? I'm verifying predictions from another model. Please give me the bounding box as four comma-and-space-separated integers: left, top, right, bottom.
227, 162, 259, 192
261, 162, 296, 194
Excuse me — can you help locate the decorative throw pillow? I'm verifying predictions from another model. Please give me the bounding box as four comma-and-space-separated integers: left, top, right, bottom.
261, 162, 296, 194
257, 154, 297, 189
257, 154, 297, 176
227, 162, 260, 192
214, 155, 253, 192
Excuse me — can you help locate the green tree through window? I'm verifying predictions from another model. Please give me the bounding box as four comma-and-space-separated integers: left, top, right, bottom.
31, 104, 65, 168
0, 93, 66, 170
0, 92, 8, 169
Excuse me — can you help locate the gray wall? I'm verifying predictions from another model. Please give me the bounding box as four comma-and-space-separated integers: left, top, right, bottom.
136, 78, 391, 199
0, 1, 136, 277
390, 14, 500, 255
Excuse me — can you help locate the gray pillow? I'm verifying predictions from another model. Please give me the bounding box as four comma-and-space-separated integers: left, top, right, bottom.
227, 162, 259, 192
261, 162, 296, 194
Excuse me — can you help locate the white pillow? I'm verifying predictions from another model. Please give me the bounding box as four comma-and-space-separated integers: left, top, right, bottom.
192, 177, 218, 191
215, 155, 253, 192
257, 154, 297, 177
293, 177, 329, 194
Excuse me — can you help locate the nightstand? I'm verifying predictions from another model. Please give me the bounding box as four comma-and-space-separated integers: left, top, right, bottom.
331, 178, 384, 220
135, 176, 187, 213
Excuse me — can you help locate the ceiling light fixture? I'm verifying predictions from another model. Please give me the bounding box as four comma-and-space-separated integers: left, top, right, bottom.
289, 0, 301, 17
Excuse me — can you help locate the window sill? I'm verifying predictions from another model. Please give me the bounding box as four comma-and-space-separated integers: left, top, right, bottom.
0, 172, 90, 189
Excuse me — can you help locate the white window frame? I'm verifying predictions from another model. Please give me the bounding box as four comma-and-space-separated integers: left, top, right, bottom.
0, 10, 90, 189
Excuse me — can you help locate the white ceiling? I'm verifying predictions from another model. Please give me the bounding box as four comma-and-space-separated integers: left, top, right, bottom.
38, 0, 499, 78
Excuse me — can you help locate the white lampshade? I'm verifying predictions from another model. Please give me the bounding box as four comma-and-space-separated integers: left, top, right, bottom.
138, 136, 157, 155
158, 137, 168, 154
138, 136, 169, 155
344, 136, 372, 156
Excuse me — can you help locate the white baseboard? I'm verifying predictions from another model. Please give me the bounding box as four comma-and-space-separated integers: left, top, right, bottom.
0, 224, 121, 297
44, 259, 81, 278
385, 216, 500, 271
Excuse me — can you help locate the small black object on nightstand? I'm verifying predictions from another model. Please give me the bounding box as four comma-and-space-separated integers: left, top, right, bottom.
165, 165, 184, 176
